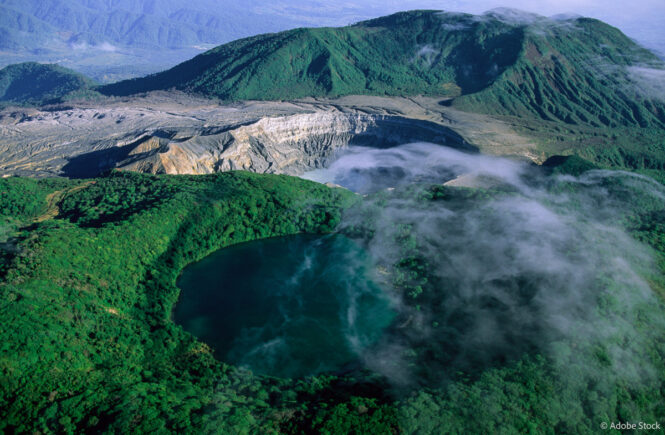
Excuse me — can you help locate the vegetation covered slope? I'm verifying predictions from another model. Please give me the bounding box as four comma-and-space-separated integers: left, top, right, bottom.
346, 175, 665, 434
1, 163, 665, 433
0, 62, 97, 105
452, 12, 665, 129
100, 9, 665, 131
0, 171, 359, 433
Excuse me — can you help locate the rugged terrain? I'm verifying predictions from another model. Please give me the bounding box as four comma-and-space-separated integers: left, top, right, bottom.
100, 10, 665, 131
0, 0, 370, 81
1, 9, 664, 181
0, 1, 476, 82
0, 93, 543, 178
2, 8, 665, 434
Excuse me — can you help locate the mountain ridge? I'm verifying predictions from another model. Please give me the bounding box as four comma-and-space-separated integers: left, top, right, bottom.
98, 10, 665, 130
0, 62, 97, 105
2, 9, 665, 176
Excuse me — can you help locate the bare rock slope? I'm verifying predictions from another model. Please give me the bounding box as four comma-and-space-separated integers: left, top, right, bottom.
0, 93, 538, 178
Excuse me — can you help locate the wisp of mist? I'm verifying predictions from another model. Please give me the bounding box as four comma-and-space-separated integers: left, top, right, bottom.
174, 233, 396, 379
305, 142, 665, 391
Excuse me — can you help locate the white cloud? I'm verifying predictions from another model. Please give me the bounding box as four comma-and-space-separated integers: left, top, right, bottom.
351, 0, 662, 55
628, 66, 665, 98
98, 42, 117, 52
70, 41, 117, 52
395, 0, 665, 54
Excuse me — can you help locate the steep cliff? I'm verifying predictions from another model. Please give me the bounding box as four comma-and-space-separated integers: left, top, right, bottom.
115, 112, 473, 175
0, 95, 493, 178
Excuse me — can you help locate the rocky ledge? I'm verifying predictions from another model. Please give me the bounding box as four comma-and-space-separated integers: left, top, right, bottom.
0, 93, 536, 178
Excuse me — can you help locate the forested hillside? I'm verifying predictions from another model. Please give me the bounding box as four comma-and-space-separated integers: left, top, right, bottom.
0, 62, 97, 105
1, 163, 665, 433
100, 10, 665, 131
2, 7, 665, 434
0, 171, 357, 432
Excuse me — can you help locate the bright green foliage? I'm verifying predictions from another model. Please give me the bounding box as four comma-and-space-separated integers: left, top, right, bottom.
100, 11, 473, 99
454, 17, 665, 129
0, 177, 68, 220
307, 397, 397, 434
0, 177, 75, 275
99, 10, 665, 131
0, 62, 97, 105
3, 9, 665, 434
0, 171, 372, 433
2, 167, 665, 433
57, 175, 179, 227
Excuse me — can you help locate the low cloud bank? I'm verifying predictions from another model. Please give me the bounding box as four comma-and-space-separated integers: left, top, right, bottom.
306, 143, 665, 389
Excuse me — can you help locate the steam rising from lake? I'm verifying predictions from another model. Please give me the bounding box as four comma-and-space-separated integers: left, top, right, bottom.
174, 234, 395, 378
305, 142, 665, 388
178, 140, 664, 394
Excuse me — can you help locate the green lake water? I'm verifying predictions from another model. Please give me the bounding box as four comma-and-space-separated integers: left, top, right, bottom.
174, 234, 395, 378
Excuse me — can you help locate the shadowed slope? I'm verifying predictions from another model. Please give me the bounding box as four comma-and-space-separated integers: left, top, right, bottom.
0, 62, 96, 105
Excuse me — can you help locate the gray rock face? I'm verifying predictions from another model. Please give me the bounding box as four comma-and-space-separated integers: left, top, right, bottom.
117, 112, 474, 176
0, 93, 536, 178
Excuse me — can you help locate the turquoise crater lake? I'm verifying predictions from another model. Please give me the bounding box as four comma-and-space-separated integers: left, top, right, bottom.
174, 234, 395, 378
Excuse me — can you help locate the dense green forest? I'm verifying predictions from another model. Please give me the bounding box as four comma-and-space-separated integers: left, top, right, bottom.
1, 162, 664, 433
0, 62, 99, 106
99, 10, 665, 131
0, 171, 361, 433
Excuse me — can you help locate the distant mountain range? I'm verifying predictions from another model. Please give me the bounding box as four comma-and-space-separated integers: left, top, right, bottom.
1, 1, 663, 83
0, 0, 305, 50
0, 0, 423, 81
